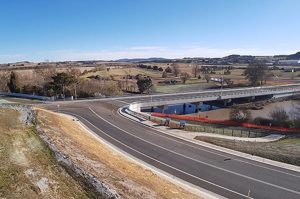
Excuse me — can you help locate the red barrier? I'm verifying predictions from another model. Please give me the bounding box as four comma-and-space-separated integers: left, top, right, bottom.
151, 112, 300, 133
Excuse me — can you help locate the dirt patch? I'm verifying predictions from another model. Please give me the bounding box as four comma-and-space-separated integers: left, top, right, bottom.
36, 108, 203, 199
195, 136, 300, 166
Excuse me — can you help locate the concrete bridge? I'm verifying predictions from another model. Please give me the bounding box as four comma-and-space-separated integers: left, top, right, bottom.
129, 83, 300, 112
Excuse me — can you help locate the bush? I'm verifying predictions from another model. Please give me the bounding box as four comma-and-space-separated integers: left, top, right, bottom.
153, 66, 159, 70
269, 107, 289, 126
165, 66, 172, 73
253, 117, 272, 126
162, 71, 168, 78
229, 107, 252, 122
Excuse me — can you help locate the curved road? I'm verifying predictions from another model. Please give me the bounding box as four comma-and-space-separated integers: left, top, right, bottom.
45, 100, 300, 199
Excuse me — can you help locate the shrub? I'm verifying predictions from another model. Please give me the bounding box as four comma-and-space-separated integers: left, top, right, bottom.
229, 107, 252, 122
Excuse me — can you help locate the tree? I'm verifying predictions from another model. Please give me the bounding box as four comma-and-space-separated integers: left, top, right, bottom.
165, 66, 172, 73
50, 72, 77, 98
269, 107, 289, 126
224, 69, 231, 75
162, 71, 168, 78
67, 68, 82, 99
204, 74, 211, 83
172, 63, 180, 77
229, 107, 252, 122
137, 78, 153, 94
244, 64, 268, 86
0, 70, 10, 92
152, 65, 159, 70
180, 72, 191, 84
7, 72, 20, 93
192, 65, 199, 78
34, 66, 57, 95
147, 65, 153, 70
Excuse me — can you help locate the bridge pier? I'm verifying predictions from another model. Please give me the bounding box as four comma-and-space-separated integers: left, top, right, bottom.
248, 96, 255, 102
150, 106, 154, 112
183, 103, 186, 114
158, 105, 168, 113
223, 99, 232, 107
192, 102, 203, 113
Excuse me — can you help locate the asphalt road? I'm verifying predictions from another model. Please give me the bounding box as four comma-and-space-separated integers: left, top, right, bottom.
44, 100, 300, 199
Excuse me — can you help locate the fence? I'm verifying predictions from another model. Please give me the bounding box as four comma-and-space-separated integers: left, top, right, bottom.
151, 112, 300, 133
150, 116, 266, 138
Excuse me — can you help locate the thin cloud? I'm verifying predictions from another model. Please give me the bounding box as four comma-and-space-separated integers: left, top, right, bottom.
128, 46, 168, 51
0, 46, 298, 63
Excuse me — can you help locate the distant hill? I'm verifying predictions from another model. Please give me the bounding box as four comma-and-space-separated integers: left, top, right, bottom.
116, 57, 168, 62
287, 52, 300, 60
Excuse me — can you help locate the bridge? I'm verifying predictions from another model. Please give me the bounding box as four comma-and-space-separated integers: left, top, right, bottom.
129, 83, 300, 112
3, 84, 300, 199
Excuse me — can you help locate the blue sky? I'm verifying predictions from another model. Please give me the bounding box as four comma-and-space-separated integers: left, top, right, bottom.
0, 0, 299, 63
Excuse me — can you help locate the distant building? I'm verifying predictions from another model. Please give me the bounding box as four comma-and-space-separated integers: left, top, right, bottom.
278, 60, 300, 66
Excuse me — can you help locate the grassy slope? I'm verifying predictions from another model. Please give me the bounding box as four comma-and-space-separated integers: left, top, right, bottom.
36, 108, 203, 199
195, 136, 300, 166
0, 108, 90, 199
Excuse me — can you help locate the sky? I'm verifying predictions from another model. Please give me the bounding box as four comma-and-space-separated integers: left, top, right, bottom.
0, 0, 299, 63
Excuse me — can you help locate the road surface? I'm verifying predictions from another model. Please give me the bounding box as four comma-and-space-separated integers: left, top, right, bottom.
43, 100, 300, 199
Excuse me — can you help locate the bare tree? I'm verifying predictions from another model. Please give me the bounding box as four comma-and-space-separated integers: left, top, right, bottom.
269, 106, 289, 126
172, 63, 181, 77
67, 68, 82, 99
180, 72, 191, 84
244, 64, 268, 86
192, 65, 199, 78
162, 71, 168, 78
0, 70, 10, 92
34, 66, 57, 95
204, 74, 211, 83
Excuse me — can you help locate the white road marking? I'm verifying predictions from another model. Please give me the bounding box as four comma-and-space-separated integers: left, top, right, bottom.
113, 99, 130, 105
90, 107, 300, 196
61, 110, 252, 199
117, 107, 300, 179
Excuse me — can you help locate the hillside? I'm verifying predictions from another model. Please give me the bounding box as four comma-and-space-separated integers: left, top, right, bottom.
287, 51, 300, 60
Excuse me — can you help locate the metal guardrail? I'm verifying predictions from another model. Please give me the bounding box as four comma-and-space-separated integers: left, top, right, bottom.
0, 92, 51, 101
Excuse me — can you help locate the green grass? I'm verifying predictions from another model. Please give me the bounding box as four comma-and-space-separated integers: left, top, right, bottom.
154, 82, 211, 93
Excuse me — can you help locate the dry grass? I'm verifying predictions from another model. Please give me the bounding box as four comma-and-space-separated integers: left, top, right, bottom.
0, 108, 89, 199
195, 136, 300, 166
36, 108, 203, 199
83, 67, 163, 79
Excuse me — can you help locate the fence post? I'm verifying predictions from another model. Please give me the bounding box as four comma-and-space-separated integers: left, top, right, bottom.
223, 128, 225, 135
232, 129, 234, 136
241, 130, 243, 137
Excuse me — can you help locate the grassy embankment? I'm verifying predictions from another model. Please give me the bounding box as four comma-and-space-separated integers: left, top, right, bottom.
195, 136, 300, 166
36, 108, 203, 199
0, 108, 90, 198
